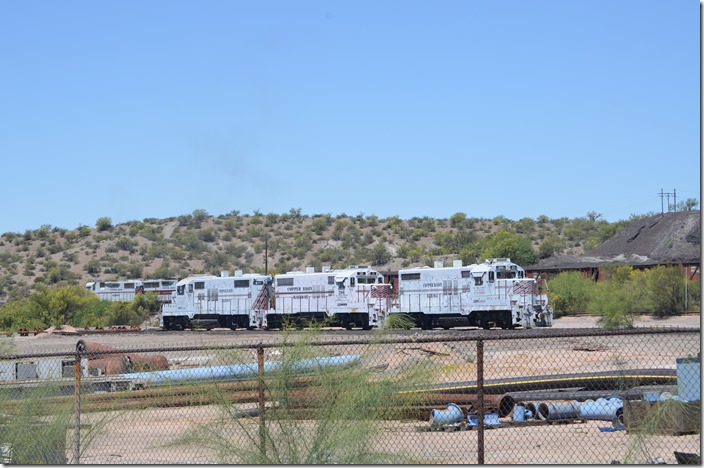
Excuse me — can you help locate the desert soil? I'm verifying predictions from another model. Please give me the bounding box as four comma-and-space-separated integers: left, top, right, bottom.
5, 314, 701, 464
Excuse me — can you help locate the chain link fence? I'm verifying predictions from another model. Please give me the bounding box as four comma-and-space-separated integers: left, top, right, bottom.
0, 327, 699, 464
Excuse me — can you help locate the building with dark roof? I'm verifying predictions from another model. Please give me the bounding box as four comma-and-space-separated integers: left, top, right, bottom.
526, 211, 701, 282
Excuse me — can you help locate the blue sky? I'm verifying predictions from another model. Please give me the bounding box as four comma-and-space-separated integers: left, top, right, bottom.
0, 0, 699, 234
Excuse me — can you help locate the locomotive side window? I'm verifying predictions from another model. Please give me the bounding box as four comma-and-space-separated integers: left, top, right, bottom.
234, 280, 250, 288
328, 276, 335, 285
350, 278, 355, 286
488, 272, 494, 283
277, 278, 294, 287
195, 281, 205, 290
401, 273, 421, 281
378, 277, 383, 283
177, 285, 185, 295
474, 276, 483, 286
461, 270, 471, 278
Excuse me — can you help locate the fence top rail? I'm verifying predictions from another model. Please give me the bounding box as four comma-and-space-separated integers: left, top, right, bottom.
0, 327, 699, 360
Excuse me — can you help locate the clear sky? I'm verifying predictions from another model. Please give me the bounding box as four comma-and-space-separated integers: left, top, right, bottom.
0, 0, 699, 234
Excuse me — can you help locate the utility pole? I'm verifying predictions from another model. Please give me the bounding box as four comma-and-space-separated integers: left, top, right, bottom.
659, 188, 677, 213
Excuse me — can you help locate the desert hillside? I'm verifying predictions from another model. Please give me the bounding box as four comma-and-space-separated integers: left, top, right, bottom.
0, 210, 653, 302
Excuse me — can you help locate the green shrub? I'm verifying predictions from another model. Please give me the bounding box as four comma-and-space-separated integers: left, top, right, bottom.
95, 217, 113, 232
646, 265, 686, 317
547, 271, 594, 315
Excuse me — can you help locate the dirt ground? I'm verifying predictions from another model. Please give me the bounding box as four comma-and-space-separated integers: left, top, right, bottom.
5, 314, 701, 464
9, 313, 701, 355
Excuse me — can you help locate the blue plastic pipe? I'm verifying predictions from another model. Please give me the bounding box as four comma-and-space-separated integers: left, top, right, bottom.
579, 397, 623, 421
118, 354, 361, 385
430, 403, 463, 427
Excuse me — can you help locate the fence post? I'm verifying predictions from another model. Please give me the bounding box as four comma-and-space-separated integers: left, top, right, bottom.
257, 343, 266, 460
73, 343, 82, 464
477, 338, 484, 465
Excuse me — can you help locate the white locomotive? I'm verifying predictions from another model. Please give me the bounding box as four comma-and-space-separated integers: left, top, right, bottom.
95, 259, 552, 331
85, 280, 140, 302
390, 258, 552, 329
266, 265, 392, 330
159, 266, 392, 331
85, 279, 178, 303
160, 271, 273, 330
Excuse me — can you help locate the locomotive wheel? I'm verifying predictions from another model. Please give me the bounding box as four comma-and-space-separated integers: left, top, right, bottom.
482, 321, 492, 330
